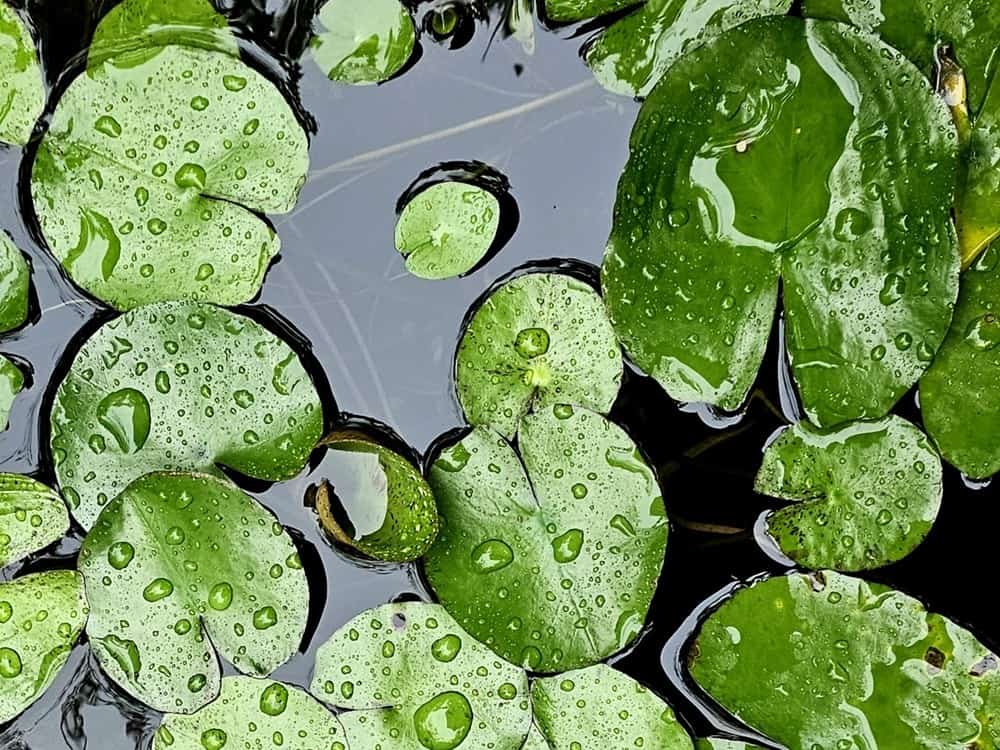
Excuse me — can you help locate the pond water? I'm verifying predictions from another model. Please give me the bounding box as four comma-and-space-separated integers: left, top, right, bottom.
1, 1, 997, 748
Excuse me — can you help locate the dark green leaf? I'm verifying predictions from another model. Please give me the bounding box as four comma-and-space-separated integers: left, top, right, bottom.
312, 0, 416, 85
0, 475, 69, 568
0, 232, 30, 333
0, 2, 44, 146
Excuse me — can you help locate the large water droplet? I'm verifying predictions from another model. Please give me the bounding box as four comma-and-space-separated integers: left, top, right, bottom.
143, 578, 174, 602
470, 539, 514, 573
208, 582, 234, 611
107, 541, 135, 570
551, 529, 584, 563
259, 682, 289, 716
200, 728, 227, 750
431, 634, 462, 663
97, 388, 151, 454
412, 691, 473, 750
0, 647, 22, 678
514, 327, 550, 359
965, 314, 1000, 351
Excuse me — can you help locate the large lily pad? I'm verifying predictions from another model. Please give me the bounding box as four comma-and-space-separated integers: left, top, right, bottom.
79, 472, 309, 713
920, 243, 1000, 479
456, 272, 622, 439
0, 2, 44, 146
425, 404, 667, 673
311, 0, 416, 86
50, 301, 324, 529
154, 677, 346, 750
0, 354, 23, 431
689, 571, 1000, 749
601, 16, 959, 427
0, 232, 29, 333
755, 416, 942, 571
0, 475, 69, 568
31, 44, 309, 310
532, 664, 693, 749
0, 571, 89, 724
312, 601, 531, 750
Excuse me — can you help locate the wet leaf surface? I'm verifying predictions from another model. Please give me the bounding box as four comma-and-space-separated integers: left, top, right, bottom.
695, 741, 764, 750
544, 0, 634, 23
0, 2, 44, 146
311, 0, 416, 85
0, 474, 69, 567
0, 355, 22, 431
0, 232, 29, 333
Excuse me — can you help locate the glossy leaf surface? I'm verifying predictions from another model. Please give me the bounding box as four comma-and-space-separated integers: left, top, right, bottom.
544, 0, 634, 23
0, 2, 44, 146
0, 475, 69, 568
312, 0, 415, 85
0, 232, 29, 333
0, 354, 23, 431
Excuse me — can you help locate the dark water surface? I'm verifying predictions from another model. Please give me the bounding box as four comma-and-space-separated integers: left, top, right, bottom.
1, 1, 997, 748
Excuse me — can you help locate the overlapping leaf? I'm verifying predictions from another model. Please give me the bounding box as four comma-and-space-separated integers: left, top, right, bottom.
0, 232, 29, 333
0, 475, 68, 568
0, 2, 44, 146
0, 354, 23, 431
311, 0, 415, 85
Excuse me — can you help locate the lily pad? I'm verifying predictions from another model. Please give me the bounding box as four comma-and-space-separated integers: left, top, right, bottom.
31, 44, 309, 310
154, 676, 346, 750
0, 232, 29, 333
0, 354, 23, 431
312, 430, 439, 562
0, 571, 89, 724
0, 475, 69, 568
0, 2, 44, 146
544, 0, 634, 23
79, 471, 309, 713
601, 16, 959, 427
920, 243, 1000, 479
690, 571, 1000, 749
455, 272, 622, 439
586, 0, 793, 99
312, 601, 531, 750
532, 664, 693, 749
50, 301, 324, 529
311, 0, 416, 85
425, 404, 667, 673
395, 181, 501, 280
755, 416, 942, 571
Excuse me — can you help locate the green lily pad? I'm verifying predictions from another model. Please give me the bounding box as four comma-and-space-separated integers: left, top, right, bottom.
586, 0, 793, 99
154, 676, 346, 750
920, 243, 1000, 479
312, 601, 531, 750
0, 354, 23, 431
0, 571, 89, 724
601, 16, 959, 427
395, 181, 501, 280
456, 272, 622, 439
425, 404, 667, 673
0, 475, 69, 568
0, 232, 29, 333
79, 472, 309, 713
544, 0, 633, 23
532, 664, 693, 749
31, 44, 309, 310
689, 571, 1000, 749
755, 416, 942, 571
311, 0, 416, 86
0, 2, 44, 146
312, 430, 439, 562
50, 301, 324, 529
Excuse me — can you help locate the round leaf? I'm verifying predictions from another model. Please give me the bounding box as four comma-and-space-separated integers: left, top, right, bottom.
601, 16, 959, 426
0, 475, 69, 568
532, 664, 693, 749
425, 404, 668, 673
31, 44, 310, 310
311, 601, 531, 750
0, 232, 29, 333
755, 416, 942, 571
544, 0, 633, 23
0, 354, 24, 432
0, 2, 44, 146
79, 472, 309, 713
920, 244, 1000, 479
689, 571, 1000, 749
395, 181, 501, 280
311, 0, 415, 86
50, 301, 324, 529
0, 571, 89, 724
456, 272, 622, 439
154, 677, 346, 750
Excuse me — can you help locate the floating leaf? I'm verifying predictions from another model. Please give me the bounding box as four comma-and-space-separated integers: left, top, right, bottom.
456, 272, 622, 439
50, 301, 324, 529
312, 601, 531, 750
79, 472, 309, 713
0, 232, 29, 333
755, 416, 942, 571
0, 354, 23, 431
532, 664, 693, 749
425, 404, 667, 672
0, 2, 44, 146
154, 676, 346, 750
312, 431, 439, 562
601, 17, 959, 426
543, 0, 633, 23
311, 0, 416, 85
0, 475, 69, 568
0, 571, 89, 724
32, 45, 309, 310
921, 244, 1000, 479
395, 182, 501, 280
690, 571, 1000, 749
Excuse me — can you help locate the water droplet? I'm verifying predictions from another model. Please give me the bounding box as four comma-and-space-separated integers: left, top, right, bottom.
497, 682, 517, 700
259, 682, 289, 716
94, 115, 122, 138
0, 647, 22, 678
879, 273, 906, 306
143, 577, 174, 602
188, 673, 207, 692
833, 208, 872, 243
208, 582, 234, 611
412, 691, 473, 750
253, 606, 278, 630
223, 75, 247, 91
965, 314, 1000, 351
97, 388, 151, 454
107, 541, 135, 570
470, 539, 514, 573
200, 728, 227, 750
551, 529, 584, 563
610, 514, 636, 537
190, 96, 210, 111
175, 163, 207, 191
431, 634, 462, 663
553, 404, 574, 420
514, 328, 550, 359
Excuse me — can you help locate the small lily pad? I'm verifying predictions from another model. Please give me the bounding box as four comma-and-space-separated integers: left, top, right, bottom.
0, 232, 30, 333
311, 0, 416, 85
544, 0, 633, 23
920, 243, 1000, 479
154, 676, 346, 750
395, 181, 501, 280
0, 354, 23, 431
312, 601, 531, 750
425, 404, 667, 673
532, 664, 693, 749
0, 571, 89, 724
79, 472, 309, 713
312, 431, 439, 562
0, 2, 44, 146
755, 416, 943, 571
0, 475, 69, 568
456, 272, 622, 439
